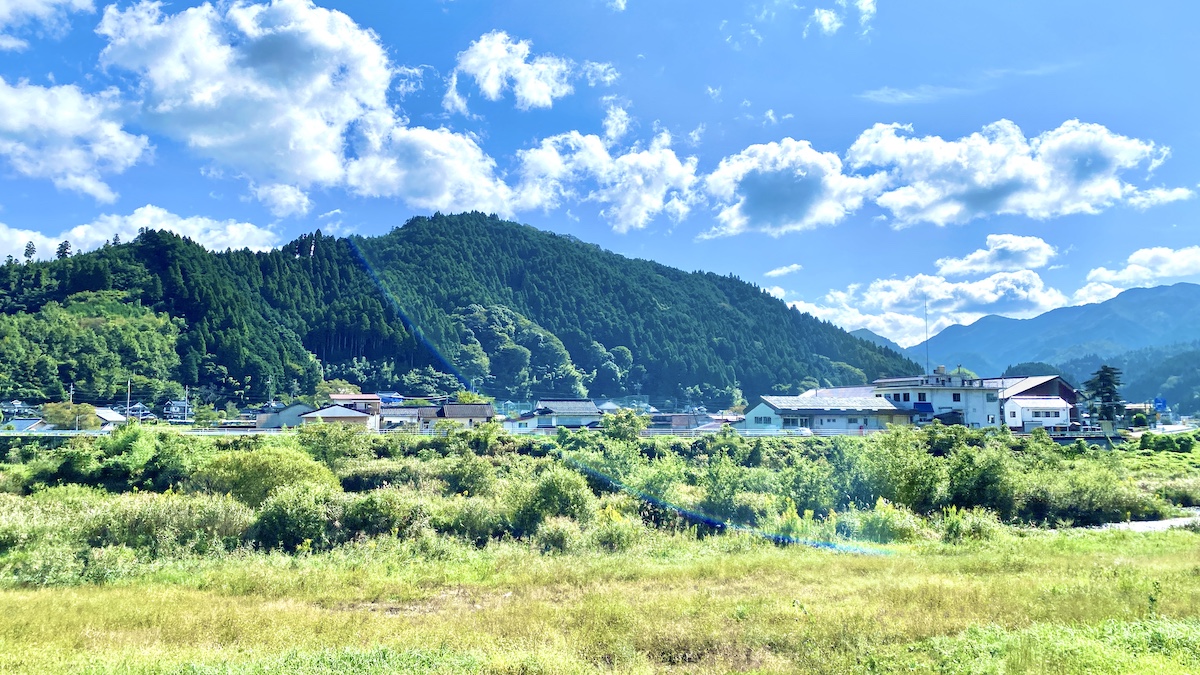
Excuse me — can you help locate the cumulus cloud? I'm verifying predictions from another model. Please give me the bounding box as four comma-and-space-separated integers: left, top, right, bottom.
804, 8, 842, 36
791, 269, 1070, 346
516, 130, 698, 233
0, 204, 278, 261
0, 0, 92, 50
701, 137, 888, 237
252, 183, 312, 218
0, 77, 150, 202
846, 119, 1187, 226
98, 0, 513, 215
394, 65, 429, 99
444, 31, 574, 112
602, 104, 631, 143
765, 285, 787, 299
935, 234, 1057, 277
765, 263, 803, 277
1084, 245, 1200, 287
1126, 186, 1194, 209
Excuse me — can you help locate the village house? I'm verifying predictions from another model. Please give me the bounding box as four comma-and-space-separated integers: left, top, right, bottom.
743, 391, 909, 434
94, 408, 127, 431
163, 399, 193, 423
981, 375, 1079, 428
328, 393, 382, 416
503, 399, 604, 433
300, 405, 379, 431
256, 402, 316, 429
872, 368, 1001, 428
1003, 396, 1072, 432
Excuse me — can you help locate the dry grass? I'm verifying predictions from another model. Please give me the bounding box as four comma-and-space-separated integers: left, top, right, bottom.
1, 528, 1198, 673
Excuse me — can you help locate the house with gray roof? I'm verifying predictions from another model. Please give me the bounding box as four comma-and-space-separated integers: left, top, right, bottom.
744, 394, 911, 434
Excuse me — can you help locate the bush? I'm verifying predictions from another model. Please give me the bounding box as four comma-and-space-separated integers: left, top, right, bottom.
429, 496, 505, 546
296, 423, 372, 468
857, 498, 930, 544
338, 458, 445, 493
533, 516, 582, 554
252, 482, 345, 552
945, 445, 1016, 518
1155, 479, 1200, 507
940, 506, 1002, 544
342, 489, 428, 538
190, 445, 341, 507
588, 504, 643, 552
1014, 466, 1172, 526
86, 492, 253, 556
509, 466, 595, 536
441, 452, 497, 497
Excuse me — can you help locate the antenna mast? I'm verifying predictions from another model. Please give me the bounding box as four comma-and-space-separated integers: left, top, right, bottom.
924, 295, 930, 375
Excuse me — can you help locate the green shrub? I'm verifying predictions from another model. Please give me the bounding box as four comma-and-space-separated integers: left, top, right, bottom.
342, 489, 428, 538
1015, 467, 1172, 526
430, 496, 505, 546
1155, 479, 1200, 507
252, 482, 345, 552
940, 506, 1003, 544
86, 492, 253, 556
509, 466, 595, 536
945, 445, 1016, 518
533, 516, 582, 554
442, 452, 497, 497
189, 445, 340, 507
588, 504, 643, 552
338, 458, 445, 493
857, 498, 929, 543
296, 423, 372, 468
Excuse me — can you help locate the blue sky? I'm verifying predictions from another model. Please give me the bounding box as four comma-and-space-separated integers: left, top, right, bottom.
2, 0, 1199, 346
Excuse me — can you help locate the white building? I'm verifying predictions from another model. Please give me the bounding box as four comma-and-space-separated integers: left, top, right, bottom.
744, 392, 910, 434
871, 368, 1001, 428
1004, 396, 1072, 432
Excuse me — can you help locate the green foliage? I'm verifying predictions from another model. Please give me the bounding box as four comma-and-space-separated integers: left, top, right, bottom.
533, 516, 583, 554
85, 492, 253, 555
295, 423, 371, 469
40, 403, 99, 430
509, 466, 595, 535
190, 445, 341, 507
855, 499, 930, 544
601, 409, 649, 443
1085, 365, 1125, 422
252, 482, 344, 552
341, 489, 429, 538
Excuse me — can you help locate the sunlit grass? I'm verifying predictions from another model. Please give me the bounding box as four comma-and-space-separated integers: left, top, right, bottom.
1, 528, 1198, 673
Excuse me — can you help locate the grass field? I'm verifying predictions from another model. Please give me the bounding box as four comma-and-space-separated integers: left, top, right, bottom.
2, 526, 1199, 673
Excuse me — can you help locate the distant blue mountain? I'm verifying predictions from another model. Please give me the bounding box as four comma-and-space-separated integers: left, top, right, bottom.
906, 283, 1200, 376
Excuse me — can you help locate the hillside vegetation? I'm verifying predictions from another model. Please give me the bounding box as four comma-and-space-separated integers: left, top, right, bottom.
0, 213, 916, 408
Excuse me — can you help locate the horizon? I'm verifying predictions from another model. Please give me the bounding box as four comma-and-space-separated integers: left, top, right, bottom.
3, 1, 1199, 347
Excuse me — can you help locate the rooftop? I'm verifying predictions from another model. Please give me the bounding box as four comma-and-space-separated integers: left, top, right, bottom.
440, 403, 496, 419
301, 405, 369, 419
535, 399, 602, 415
762, 395, 904, 413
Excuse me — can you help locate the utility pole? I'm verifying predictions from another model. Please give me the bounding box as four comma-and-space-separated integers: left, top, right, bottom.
69, 383, 74, 405
126, 379, 131, 415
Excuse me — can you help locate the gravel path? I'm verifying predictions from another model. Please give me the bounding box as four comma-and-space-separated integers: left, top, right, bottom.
1101, 508, 1200, 532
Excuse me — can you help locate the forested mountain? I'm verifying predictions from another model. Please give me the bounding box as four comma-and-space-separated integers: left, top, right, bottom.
0, 213, 917, 409
1057, 342, 1200, 415
850, 328, 908, 356
907, 283, 1200, 376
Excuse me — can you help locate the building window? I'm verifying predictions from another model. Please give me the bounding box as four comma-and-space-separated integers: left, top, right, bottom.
1053, 411, 1061, 418
917, 393, 927, 402
518, 422, 528, 429
902, 393, 911, 402
848, 417, 859, 424
987, 415, 995, 424
1033, 411, 1042, 418
754, 416, 773, 425
1010, 411, 1016, 418
782, 417, 799, 428
986, 393, 998, 402
952, 393, 961, 402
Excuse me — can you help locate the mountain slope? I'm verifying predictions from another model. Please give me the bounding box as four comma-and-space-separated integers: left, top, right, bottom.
0, 213, 917, 407
907, 283, 1200, 375
850, 328, 907, 355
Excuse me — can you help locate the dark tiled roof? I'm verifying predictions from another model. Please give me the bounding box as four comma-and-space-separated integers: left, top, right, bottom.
439, 403, 495, 419
534, 399, 601, 415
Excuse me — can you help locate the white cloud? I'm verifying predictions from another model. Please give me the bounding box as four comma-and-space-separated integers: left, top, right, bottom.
765, 285, 786, 299
516, 130, 698, 233
847, 119, 1186, 226
345, 124, 513, 214
98, 1, 513, 217
804, 8, 843, 36
0, 77, 150, 202
0, 0, 92, 50
763, 261, 801, 275
792, 269, 1070, 346
1071, 281, 1123, 305
444, 31, 574, 112
608, 0, 627, 10
687, 123, 705, 145
857, 84, 973, 105
702, 137, 888, 237
394, 65, 429, 99
582, 61, 620, 87
98, 0, 391, 188
706, 85, 722, 101
602, 104, 631, 143
765, 263, 803, 277
253, 183, 312, 218
0, 204, 278, 261
1127, 186, 1194, 209
853, 0, 876, 27
1085, 245, 1200, 287
935, 234, 1057, 277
